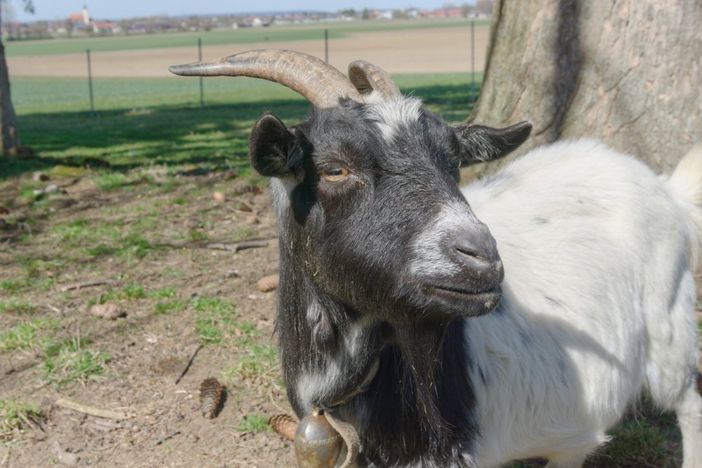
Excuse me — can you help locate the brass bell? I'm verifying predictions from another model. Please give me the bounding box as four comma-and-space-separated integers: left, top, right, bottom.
294, 410, 344, 468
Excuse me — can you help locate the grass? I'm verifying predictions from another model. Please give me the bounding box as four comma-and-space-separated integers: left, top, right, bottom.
0, 298, 37, 315
588, 417, 674, 467
4, 73, 481, 181
50, 218, 156, 260
94, 172, 127, 191
5, 19, 486, 57
0, 318, 58, 352
42, 336, 111, 387
236, 413, 269, 433
0, 399, 44, 441
154, 299, 187, 315
221, 344, 278, 385
192, 296, 258, 345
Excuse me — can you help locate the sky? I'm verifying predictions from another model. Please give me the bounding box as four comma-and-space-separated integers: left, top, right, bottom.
13, 1, 472, 22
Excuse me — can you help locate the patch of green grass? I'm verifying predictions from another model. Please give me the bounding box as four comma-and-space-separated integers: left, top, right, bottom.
42, 337, 111, 387
86, 244, 118, 256
154, 300, 187, 315
193, 297, 236, 344
234, 344, 278, 381
149, 287, 177, 299
97, 283, 147, 303
188, 229, 209, 242
0, 277, 53, 294
94, 172, 127, 191
18, 181, 42, 201
0, 318, 58, 352
191, 297, 258, 345
16, 255, 65, 278
0, 298, 37, 315
0, 399, 45, 441
232, 225, 258, 242
120, 233, 154, 259
6, 73, 479, 183
587, 417, 673, 467
122, 283, 147, 299
236, 413, 269, 433
0, 278, 31, 294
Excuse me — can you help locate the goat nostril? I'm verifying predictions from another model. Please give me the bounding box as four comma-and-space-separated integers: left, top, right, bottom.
455, 245, 485, 261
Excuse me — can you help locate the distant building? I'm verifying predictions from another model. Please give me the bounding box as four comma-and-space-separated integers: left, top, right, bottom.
68, 5, 90, 25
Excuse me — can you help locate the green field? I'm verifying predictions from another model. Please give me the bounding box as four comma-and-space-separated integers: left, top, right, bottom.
6, 19, 486, 57
5, 73, 481, 178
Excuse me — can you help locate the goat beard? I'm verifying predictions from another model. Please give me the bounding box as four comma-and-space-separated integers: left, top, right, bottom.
395, 319, 453, 436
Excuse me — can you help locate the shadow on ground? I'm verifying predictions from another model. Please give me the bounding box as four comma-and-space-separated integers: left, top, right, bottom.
2, 82, 479, 180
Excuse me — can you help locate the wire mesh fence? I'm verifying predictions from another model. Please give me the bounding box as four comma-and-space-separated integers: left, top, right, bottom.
9, 20, 489, 115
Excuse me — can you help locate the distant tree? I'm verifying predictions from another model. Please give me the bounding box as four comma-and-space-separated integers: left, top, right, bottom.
474, 0, 494, 16
339, 8, 356, 18
361, 8, 371, 20
0, 0, 33, 156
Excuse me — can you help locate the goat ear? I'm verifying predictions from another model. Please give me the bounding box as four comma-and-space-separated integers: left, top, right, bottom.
454, 121, 532, 165
249, 113, 308, 177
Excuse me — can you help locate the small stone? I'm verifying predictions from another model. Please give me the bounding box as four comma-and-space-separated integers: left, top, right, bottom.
256, 274, 279, 293
51, 440, 78, 466
32, 171, 50, 182
89, 303, 127, 320
43, 184, 61, 194
213, 191, 226, 202
237, 201, 253, 212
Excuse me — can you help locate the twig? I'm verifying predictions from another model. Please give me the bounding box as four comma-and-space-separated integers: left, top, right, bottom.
44, 303, 62, 314
206, 240, 268, 252
55, 397, 128, 420
155, 430, 182, 446
175, 344, 203, 385
0, 447, 10, 467
4, 359, 39, 376
267, 387, 290, 415
59, 279, 116, 292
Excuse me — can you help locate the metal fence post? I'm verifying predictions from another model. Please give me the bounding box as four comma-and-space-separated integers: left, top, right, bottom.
324, 29, 329, 63
86, 48, 95, 114
198, 37, 204, 108
470, 20, 476, 99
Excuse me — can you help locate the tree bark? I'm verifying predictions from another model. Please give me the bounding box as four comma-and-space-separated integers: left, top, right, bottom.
0, 37, 22, 156
471, 0, 702, 172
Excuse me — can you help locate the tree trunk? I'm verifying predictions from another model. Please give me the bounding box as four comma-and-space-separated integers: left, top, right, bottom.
0, 38, 23, 156
470, 0, 702, 172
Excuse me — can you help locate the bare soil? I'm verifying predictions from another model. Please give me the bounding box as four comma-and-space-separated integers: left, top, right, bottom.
8, 26, 490, 78
0, 171, 296, 467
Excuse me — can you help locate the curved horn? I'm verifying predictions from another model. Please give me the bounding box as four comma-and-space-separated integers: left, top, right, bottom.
169, 49, 363, 108
348, 60, 401, 100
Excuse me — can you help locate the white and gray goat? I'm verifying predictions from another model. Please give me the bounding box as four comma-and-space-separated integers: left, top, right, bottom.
171, 50, 702, 467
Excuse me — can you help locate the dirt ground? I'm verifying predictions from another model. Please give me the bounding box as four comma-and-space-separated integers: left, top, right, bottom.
0, 171, 298, 467
7, 25, 490, 78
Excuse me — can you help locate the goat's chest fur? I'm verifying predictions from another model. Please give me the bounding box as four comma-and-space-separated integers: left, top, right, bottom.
461, 140, 699, 466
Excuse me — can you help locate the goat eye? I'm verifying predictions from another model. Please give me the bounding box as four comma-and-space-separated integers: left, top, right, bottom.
321, 166, 350, 183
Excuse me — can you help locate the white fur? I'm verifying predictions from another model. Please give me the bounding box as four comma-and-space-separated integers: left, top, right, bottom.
457, 140, 702, 467
364, 96, 422, 142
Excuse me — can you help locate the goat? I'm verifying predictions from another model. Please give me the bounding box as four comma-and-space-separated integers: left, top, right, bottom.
170, 50, 702, 467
